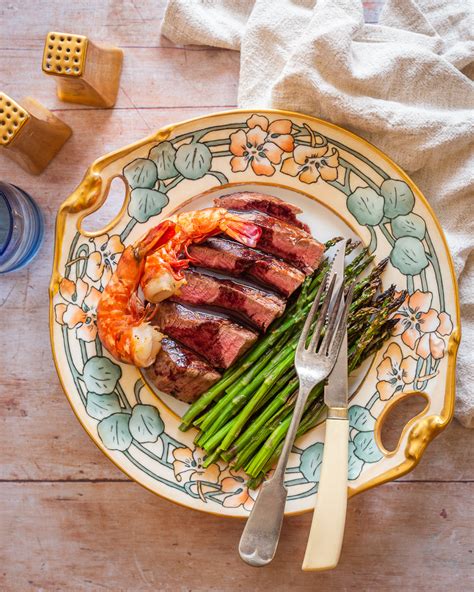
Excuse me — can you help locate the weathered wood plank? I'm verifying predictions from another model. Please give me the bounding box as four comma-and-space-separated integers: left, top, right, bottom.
0, 0, 170, 49
0, 0, 238, 110
0, 46, 239, 110
0, 481, 472, 591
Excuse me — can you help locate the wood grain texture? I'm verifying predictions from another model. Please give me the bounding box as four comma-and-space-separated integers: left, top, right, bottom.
1, 482, 472, 591
1, 1, 471, 590
2, 46, 239, 110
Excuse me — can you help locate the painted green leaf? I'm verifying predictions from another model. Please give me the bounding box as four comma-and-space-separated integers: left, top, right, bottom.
391, 213, 426, 240
299, 442, 324, 483
353, 431, 383, 463
123, 158, 158, 189
149, 141, 178, 179
97, 413, 132, 451
390, 236, 429, 275
348, 441, 365, 480
347, 187, 384, 226
128, 188, 169, 223
349, 405, 376, 432
381, 179, 415, 219
128, 404, 164, 443
175, 143, 212, 180
86, 392, 121, 420
82, 356, 122, 395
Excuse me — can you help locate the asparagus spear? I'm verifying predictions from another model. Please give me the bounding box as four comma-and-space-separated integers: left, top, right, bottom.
221, 377, 299, 463
197, 339, 297, 438
202, 373, 296, 454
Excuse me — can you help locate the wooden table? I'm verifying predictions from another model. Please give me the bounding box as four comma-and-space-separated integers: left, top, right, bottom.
1, 2, 472, 590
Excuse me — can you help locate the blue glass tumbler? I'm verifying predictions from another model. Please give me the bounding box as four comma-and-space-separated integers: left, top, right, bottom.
0, 181, 44, 274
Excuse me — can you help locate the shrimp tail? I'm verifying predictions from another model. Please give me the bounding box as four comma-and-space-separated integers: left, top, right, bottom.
129, 292, 145, 319
128, 292, 157, 323
137, 219, 177, 256
143, 301, 158, 322
222, 217, 261, 247
170, 257, 191, 274
183, 243, 199, 264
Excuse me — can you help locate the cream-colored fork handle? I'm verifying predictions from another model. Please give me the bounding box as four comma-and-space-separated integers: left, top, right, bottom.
302, 416, 349, 571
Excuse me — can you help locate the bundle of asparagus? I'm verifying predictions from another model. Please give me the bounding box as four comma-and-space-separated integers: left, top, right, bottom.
179, 238, 404, 488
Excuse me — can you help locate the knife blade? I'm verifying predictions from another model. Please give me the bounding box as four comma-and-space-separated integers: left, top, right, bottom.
302, 241, 350, 571
324, 241, 348, 409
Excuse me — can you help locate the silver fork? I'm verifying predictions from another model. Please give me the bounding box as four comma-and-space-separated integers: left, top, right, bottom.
239, 272, 355, 567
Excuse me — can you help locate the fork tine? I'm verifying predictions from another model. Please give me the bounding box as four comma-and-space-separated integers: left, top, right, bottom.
327, 281, 356, 359
318, 282, 345, 354
307, 274, 337, 352
296, 273, 328, 356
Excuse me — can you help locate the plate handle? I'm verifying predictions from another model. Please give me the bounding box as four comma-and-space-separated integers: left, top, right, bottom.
374, 391, 430, 458
75, 173, 130, 238
58, 128, 173, 236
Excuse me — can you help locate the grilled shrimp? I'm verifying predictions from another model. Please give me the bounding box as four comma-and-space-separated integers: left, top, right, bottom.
96, 220, 176, 367
141, 207, 261, 303
97, 208, 260, 367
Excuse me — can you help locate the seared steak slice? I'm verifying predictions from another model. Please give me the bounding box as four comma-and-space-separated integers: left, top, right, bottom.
153, 302, 258, 369
149, 338, 221, 403
215, 191, 310, 232
174, 269, 286, 331
229, 210, 324, 273
188, 237, 305, 297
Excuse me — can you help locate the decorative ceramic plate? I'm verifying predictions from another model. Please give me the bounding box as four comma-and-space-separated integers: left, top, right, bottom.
50, 109, 460, 517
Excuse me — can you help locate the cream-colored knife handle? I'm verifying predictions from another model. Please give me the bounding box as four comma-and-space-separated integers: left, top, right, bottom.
302, 415, 349, 571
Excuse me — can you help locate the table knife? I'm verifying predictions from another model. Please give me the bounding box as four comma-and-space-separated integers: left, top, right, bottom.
302, 241, 349, 571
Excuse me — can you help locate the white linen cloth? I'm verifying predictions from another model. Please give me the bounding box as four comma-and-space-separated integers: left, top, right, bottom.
162, 0, 474, 426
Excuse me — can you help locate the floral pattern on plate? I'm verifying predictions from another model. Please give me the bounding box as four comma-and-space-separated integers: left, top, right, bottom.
51, 110, 458, 516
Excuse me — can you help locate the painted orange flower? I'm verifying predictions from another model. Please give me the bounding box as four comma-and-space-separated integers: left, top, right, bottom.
229, 114, 294, 176
416, 311, 453, 360
376, 343, 417, 400
172, 446, 221, 484
221, 473, 257, 511
85, 234, 124, 289
54, 277, 102, 342
393, 290, 453, 359
281, 141, 339, 183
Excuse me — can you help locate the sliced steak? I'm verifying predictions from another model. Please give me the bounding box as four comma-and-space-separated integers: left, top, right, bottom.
215, 191, 310, 232
188, 237, 305, 297
148, 338, 221, 403
174, 269, 286, 331
228, 210, 324, 273
153, 301, 258, 369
